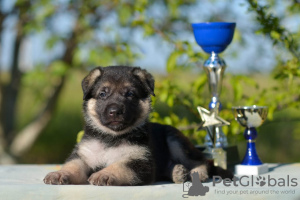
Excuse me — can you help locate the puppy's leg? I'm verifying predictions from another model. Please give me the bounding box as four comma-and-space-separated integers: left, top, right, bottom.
88, 162, 135, 186
44, 159, 89, 185
164, 126, 234, 182
88, 159, 154, 186
171, 164, 189, 183
164, 126, 210, 182
190, 164, 209, 182
88, 161, 137, 186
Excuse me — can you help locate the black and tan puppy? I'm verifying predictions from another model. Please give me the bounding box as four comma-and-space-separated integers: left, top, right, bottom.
44, 66, 233, 186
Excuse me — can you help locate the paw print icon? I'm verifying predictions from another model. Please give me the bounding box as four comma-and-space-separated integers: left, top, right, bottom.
256, 176, 266, 187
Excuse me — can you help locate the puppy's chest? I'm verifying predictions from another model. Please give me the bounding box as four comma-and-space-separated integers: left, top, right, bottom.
77, 140, 148, 169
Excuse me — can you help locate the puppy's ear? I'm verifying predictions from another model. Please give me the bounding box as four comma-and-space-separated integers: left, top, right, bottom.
82, 67, 103, 100
132, 67, 155, 97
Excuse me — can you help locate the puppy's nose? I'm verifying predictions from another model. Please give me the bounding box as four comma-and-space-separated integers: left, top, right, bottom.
108, 106, 123, 117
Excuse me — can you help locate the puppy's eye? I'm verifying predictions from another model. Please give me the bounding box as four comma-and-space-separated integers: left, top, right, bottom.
125, 91, 135, 98
99, 91, 106, 98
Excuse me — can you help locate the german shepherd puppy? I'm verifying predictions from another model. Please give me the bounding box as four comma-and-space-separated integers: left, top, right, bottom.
44, 66, 233, 186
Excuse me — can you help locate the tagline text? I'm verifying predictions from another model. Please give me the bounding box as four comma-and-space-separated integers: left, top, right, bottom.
214, 189, 296, 196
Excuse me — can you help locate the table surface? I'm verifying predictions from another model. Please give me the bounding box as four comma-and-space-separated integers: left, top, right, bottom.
0, 164, 300, 200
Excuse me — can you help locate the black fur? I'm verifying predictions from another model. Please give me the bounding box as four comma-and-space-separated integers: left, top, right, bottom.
44, 66, 233, 186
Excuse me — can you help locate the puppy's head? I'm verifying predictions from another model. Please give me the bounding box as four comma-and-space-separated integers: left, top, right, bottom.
82, 66, 155, 135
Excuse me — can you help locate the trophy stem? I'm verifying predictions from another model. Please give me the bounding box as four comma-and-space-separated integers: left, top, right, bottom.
203, 52, 226, 110
241, 127, 263, 165
203, 52, 228, 147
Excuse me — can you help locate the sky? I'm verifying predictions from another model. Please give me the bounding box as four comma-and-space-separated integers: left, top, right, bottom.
0, 0, 299, 74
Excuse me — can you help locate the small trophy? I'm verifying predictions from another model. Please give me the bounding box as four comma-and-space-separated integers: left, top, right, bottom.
191, 22, 236, 147
232, 106, 269, 175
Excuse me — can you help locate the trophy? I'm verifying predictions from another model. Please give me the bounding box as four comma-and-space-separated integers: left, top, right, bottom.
191, 22, 236, 169
191, 22, 236, 148
232, 106, 269, 175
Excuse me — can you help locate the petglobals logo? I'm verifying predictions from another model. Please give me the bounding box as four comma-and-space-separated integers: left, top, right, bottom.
212, 175, 298, 187
182, 172, 209, 198
182, 174, 298, 198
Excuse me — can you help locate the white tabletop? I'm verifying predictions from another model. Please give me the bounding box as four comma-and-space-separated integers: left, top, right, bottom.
0, 164, 299, 200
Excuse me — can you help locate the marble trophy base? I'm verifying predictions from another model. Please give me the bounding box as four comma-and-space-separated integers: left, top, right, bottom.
235, 164, 269, 175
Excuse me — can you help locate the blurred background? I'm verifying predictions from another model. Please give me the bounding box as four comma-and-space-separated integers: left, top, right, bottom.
0, 0, 300, 164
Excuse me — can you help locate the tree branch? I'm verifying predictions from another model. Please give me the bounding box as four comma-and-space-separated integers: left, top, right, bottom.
9, 12, 83, 157
9, 76, 66, 157
0, 23, 23, 142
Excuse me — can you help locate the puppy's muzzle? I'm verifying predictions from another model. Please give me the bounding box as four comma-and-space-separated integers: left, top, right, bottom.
107, 104, 124, 118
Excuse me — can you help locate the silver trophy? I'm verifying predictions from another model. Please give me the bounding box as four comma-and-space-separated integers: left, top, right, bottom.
192, 22, 236, 147
203, 53, 228, 147
232, 105, 269, 175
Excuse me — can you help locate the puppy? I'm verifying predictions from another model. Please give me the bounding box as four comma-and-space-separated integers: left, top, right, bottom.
44, 66, 233, 186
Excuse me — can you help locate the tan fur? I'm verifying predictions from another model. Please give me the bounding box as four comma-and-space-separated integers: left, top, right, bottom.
85, 98, 151, 135
86, 69, 101, 88
95, 81, 110, 94
61, 159, 89, 183
172, 164, 188, 184
88, 161, 138, 186
44, 159, 89, 185
78, 139, 149, 169
134, 70, 146, 79
121, 82, 132, 88
190, 164, 208, 182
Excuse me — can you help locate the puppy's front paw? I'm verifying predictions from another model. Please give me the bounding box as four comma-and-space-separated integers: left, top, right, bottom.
172, 164, 188, 184
44, 171, 71, 185
191, 165, 209, 182
88, 170, 118, 186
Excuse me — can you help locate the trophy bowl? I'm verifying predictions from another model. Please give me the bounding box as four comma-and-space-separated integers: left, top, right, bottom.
232, 106, 268, 128
191, 22, 236, 53
232, 105, 268, 166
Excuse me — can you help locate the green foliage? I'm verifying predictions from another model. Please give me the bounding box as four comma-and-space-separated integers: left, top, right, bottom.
247, 0, 300, 110
4, 0, 300, 163
150, 0, 300, 146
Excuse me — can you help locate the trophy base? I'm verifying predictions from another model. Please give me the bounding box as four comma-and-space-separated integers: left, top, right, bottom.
196, 145, 240, 172
235, 164, 269, 175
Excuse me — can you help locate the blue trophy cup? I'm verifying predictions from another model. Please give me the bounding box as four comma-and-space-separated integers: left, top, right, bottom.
192, 22, 236, 148
232, 106, 269, 175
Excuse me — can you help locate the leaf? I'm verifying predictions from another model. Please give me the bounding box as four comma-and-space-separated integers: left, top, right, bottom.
77, 130, 84, 143
134, 0, 148, 12
163, 116, 172, 125
143, 23, 155, 36
159, 90, 168, 102
192, 75, 207, 93
50, 61, 68, 76
270, 31, 280, 40
167, 52, 180, 72
117, 5, 132, 26
72, 48, 82, 66
167, 94, 174, 107
46, 36, 61, 49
